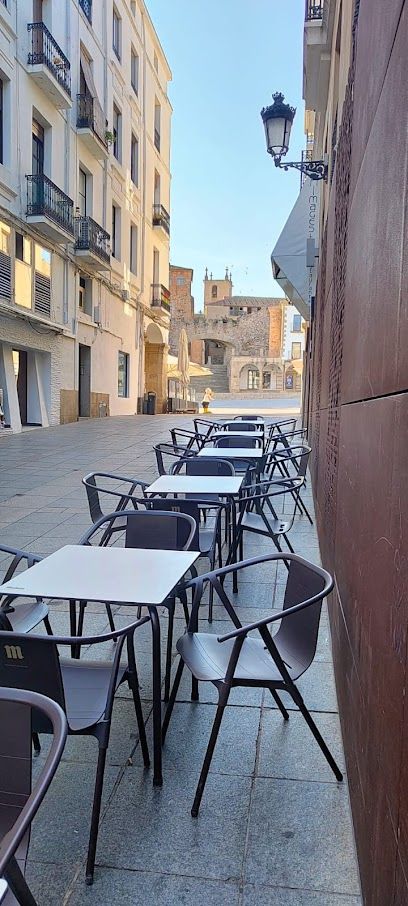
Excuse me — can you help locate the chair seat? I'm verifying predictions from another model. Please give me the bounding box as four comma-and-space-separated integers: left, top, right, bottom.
3, 600, 49, 634
241, 511, 290, 535
177, 632, 300, 684
198, 527, 216, 556
61, 659, 128, 731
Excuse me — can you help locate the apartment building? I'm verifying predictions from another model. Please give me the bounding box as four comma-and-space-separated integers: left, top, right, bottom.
0, 0, 171, 431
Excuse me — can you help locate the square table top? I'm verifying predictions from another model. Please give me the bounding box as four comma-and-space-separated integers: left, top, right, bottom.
0, 545, 199, 606
198, 447, 263, 459
146, 475, 243, 496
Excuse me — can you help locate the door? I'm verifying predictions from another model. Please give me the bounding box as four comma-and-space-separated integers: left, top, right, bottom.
32, 0, 43, 56
78, 344, 91, 417
32, 120, 44, 212
13, 350, 28, 425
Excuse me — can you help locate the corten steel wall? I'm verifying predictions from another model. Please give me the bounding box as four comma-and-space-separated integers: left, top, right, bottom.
308, 1, 408, 902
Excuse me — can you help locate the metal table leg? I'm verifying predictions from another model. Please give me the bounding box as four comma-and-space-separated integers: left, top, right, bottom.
148, 605, 163, 786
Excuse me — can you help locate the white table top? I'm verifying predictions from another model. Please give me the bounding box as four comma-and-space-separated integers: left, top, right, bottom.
0, 881, 7, 903
198, 447, 263, 459
0, 545, 199, 606
146, 475, 243, 495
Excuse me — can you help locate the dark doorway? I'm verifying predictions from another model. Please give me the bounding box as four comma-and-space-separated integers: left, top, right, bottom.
78, 344, 91, 417
13, 350, 28, 425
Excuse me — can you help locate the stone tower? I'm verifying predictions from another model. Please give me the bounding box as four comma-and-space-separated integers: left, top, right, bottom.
203, 267, 233, 315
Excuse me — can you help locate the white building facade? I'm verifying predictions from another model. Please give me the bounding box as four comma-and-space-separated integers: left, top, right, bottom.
282, 302, 305, 391
0, 0, 171, 431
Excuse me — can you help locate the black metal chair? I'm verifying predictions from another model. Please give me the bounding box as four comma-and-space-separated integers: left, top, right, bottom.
213, 433, 264, 477
0, 615, 150, 886
0, 687, 67, 906
263, 445, 313, 524
193, 418, 218, 440
154, 443, 196, 476
233, 415, 264, 422
0, 545, 51, 635
169, 428, 206, 451
225, 421, 261, 432
82, 472, 148, 524
169, 455, 236, 546
163, 554, 343, 816
227, 476, 304, 562
79, 509, 197, 702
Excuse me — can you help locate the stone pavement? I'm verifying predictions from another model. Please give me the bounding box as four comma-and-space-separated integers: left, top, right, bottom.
0, 416, 361, 905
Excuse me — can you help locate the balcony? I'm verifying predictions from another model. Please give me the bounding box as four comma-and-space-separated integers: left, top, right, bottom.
27, 22, 71, 109
74, 215, 110, 271
152, 204, 170, 237
305, 0, 323, 20
79, 0, 92, 23
77, 94, 108, 160
151, 283, 170, 314
26, 174, 74, 243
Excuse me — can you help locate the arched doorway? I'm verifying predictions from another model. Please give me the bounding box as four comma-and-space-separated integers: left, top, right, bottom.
144, 321, 168, 413
239, 364, 260, 391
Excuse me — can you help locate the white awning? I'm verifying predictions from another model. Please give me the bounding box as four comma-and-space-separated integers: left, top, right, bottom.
271, 177, 320, 321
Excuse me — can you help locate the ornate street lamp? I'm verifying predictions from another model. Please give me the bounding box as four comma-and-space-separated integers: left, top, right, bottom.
261, 92, 327, 181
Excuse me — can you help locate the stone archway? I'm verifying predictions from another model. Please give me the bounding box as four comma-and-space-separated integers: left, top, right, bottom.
239, 364, 260, 391
144, 321, 168, 413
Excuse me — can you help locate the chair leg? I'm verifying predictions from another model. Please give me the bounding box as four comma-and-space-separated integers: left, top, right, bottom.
162, 657, 185, 742
293, 691, 343, 781
282, 533, 295, 553
86, 746, 108, 885
191, 701, 227, 817
43, 614, 53, 635
164, 599, 175, 703
4, 855, 38, 906
208, 576, 214, 623
191, 676, 199, 701
269, 689, 289, 720
32, 731, 41, 755
131, 685, 150, 769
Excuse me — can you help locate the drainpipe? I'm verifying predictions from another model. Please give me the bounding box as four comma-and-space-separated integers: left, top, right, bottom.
138, 5, 148, 404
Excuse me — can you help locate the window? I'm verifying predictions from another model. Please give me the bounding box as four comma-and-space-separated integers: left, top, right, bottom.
113, 7, 121, 60
34, 244, 51, 278
78, 168, 87, 216
176, 276, 185, 286
291, 342, 302, 359
34, 243, 51, 317
118, 351, 129, 397
248, 369, 260, 390
113, 104, 121, 162
32, 119, 44, 176
78, 275, 92, 316
112, 205, 120, 258
211, 285, 217, 299
130, 224, 137, 275
131, 47, 139, 94
262, 372, 271, 389
0, 220, 10, 254
0, 79, 3, 166
15, 233, 31, 264
154, 99, 161, 151
154, 169, 160, 205
130, 133, 139, 185
292, 313, 302, 332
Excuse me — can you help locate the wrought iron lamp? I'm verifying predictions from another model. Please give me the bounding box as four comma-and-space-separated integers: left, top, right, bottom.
261, 92, 327, 181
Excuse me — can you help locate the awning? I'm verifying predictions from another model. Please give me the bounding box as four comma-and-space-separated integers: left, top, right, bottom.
167, 355, 213, 380
80, 50, 105, 143
271, 177, 320, 321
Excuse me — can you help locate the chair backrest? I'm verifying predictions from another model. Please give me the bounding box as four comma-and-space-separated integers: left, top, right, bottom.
233, 415, 263, 422
273, 557, 327, 673
79, 508, 196, 553
268, 445, 311, 480
0, 688, 67, 883
0, 545, 42, 616
146, 499, 202, 550
193, 418, 218, 439
226, 422, 258, 432
185, 458, 235, 477
214, 435, 260, 449
0, 635, 66, 733
154, 443, 195, 476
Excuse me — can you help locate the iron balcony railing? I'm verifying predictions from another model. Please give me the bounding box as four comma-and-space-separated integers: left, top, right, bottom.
77, 94, 107, 149
151, 283, 170, 314
152, 204, 170, 236
26, 174, 74, 236
79, 0, 92, 23
27, 22, 71, 97
154, 128, 161, 152
305, 0, 324, 20
74, 215, 110, 264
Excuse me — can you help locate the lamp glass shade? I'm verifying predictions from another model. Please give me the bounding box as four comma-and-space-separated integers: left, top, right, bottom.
261, 93, 296, 158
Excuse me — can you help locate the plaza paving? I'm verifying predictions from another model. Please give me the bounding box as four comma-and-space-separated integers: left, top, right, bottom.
0, 415, 361, 905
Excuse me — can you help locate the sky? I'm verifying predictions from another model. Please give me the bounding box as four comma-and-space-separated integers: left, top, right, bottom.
147, 0, 305, 311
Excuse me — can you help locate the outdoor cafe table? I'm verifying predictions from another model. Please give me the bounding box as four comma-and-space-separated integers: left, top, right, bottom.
0, 544, 199, 787
146, 473, 244, 592
197, 447, 264, 460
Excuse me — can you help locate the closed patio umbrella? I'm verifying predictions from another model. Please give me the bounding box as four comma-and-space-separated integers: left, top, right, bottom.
177, 328, 190, 400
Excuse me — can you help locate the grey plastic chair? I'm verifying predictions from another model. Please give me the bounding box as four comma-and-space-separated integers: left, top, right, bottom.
169, 455, 236, 547
263, 445, 313, 524
162, 553, 343, 816
0, 688, 67, 903
233, 415, 264, 422
154, 443, 196, 476
169, 428, 206, 451
79, 509, 196, 703
0, 687, 67, 906
226, 476, 304, 564
225, 421, 259, 432
193, 418, 219, 440
82, 472, 148, 524
0, 615, 149, 886
213, 434, 264, 476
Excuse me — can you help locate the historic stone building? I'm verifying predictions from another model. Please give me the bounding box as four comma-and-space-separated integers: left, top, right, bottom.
169, 266, 302, 393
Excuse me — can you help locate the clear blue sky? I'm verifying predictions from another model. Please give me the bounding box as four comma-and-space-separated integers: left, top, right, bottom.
147, 0, 305, 310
